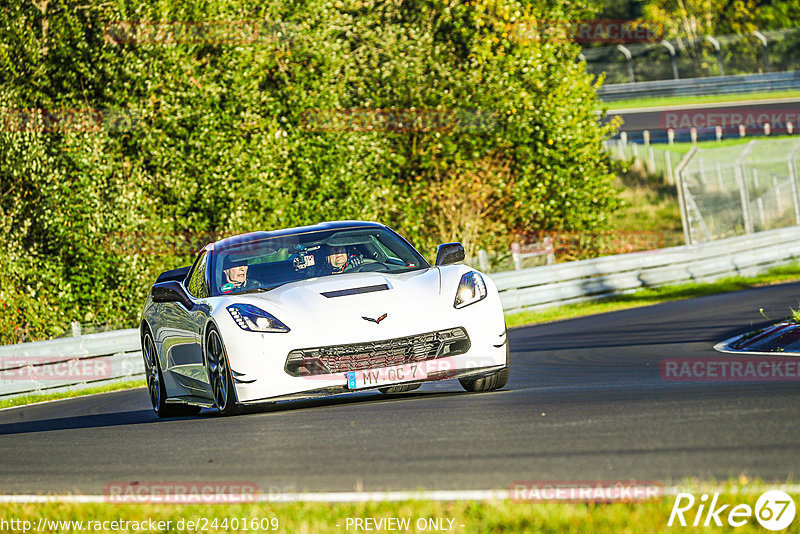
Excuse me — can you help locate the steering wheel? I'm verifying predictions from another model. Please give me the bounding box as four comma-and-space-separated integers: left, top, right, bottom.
351, 261, 388, 273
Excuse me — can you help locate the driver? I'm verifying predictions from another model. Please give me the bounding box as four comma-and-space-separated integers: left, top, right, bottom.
323, 245, 363, 274
220, 256, 255, 293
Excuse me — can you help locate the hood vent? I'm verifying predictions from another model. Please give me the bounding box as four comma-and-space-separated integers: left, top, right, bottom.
320, 284, 390, 298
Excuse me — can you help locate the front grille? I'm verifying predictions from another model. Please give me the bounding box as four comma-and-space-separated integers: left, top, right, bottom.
285, 327, 470, 376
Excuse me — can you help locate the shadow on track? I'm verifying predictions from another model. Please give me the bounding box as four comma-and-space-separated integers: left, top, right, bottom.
0, 388, 489, 434
0, 409, 164, 436
221, 388, 476, 416
511, 318, 773, 353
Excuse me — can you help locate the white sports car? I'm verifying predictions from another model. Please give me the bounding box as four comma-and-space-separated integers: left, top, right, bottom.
140, 221, 509, 416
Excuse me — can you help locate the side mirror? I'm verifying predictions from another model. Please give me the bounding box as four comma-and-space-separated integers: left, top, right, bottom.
435, 242, 466, 266
151, 281, 194, 310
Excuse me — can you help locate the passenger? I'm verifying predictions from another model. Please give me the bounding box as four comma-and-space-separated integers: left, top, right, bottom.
220, 257, 255, 293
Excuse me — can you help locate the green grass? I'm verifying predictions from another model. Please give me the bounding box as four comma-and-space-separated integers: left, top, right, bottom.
649, 136, 768, 161
612, 186, 683, 247
609, 168, 684, 249
505, 263, 800, 328
0, 481, 794, 533
0, 379, 145, 410
613, 132, 800, 171
602, 89, 800, 111
606, 136, 791, 249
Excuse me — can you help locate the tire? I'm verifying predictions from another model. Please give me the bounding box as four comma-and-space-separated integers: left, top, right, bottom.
379, 383, 421, 395
459, 336, 510, 393
142, 331, 201, 417
459, 366, 509, 392
205, 326, 241, 416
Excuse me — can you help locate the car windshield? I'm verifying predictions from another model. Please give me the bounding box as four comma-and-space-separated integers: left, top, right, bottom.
212, 227, 429, 296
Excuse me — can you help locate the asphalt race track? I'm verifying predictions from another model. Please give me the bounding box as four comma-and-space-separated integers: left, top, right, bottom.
2, 282, 800, 495
605, 97, 800, 131
602, 97, 800, 142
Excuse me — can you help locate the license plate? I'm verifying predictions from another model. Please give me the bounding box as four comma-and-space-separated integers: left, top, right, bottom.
346, 362, 428, 390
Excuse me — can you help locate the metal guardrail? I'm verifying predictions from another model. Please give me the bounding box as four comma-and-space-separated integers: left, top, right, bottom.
598, 70, 800, 101
490, 225, 800, 314
3, 225, 800, 399
0, 329, 144, 399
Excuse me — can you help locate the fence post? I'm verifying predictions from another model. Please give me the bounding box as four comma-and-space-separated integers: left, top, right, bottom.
753, 30, 770, 73
789, 140, 800, 225
617, 44, 635, 82
735, 141, 758, 234
664, 150, 674, 185
478, 249, 490, 272
706, 35, 724, 76
773, 175, 782, 214
699, 158, 706, 184
544, 237, 555, 265
675, 147, 698, 245
661, 40, 679, 80
734, 165, 752, 233
510, 243, 522, 270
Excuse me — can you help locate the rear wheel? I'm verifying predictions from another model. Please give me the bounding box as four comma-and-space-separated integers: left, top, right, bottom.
142, 331, 200, 417
379, 383, 421, 395
206, 327, 241, 416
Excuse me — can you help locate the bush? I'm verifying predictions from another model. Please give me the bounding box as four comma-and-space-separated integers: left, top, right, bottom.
0, 0, 619, 343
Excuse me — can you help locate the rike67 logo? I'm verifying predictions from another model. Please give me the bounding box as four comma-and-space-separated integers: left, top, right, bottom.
668, 490, 796, 530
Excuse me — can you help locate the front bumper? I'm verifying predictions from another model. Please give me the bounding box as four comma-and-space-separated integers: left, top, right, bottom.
217, 292, 507, 404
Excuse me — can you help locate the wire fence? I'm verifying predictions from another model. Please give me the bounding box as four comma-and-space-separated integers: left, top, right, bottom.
467, 139, 685, 273
677, 138, 800, 243
608, 138, 680, 183
584, 27, 800, 84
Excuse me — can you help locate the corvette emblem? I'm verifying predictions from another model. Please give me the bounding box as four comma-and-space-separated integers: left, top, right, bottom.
362, 313, 388, 324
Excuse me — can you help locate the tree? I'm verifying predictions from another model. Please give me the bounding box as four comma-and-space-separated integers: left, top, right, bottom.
0, 0, 619, 342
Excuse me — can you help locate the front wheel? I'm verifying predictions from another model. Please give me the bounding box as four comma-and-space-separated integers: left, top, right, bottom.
460, 330, 510, 393
142, 331, 200, 417
459, 367, 509, 392
206, 327, 241, 416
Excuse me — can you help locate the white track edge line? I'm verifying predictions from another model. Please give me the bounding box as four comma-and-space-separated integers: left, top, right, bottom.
3, 486, 800, 503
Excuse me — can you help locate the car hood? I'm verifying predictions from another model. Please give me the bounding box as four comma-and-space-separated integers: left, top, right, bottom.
247, 267, 442, 315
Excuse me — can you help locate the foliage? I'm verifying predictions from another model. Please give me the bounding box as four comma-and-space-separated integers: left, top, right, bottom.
588, 0, 800, 83
598, 0, 800, 36
0, 0, 619, 343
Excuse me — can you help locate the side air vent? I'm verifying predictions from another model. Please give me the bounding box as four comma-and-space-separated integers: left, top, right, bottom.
320, 284, 390, 298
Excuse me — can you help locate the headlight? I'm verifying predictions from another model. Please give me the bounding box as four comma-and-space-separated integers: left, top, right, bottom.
227, 304, 290, 333
454, 271, 487, 309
